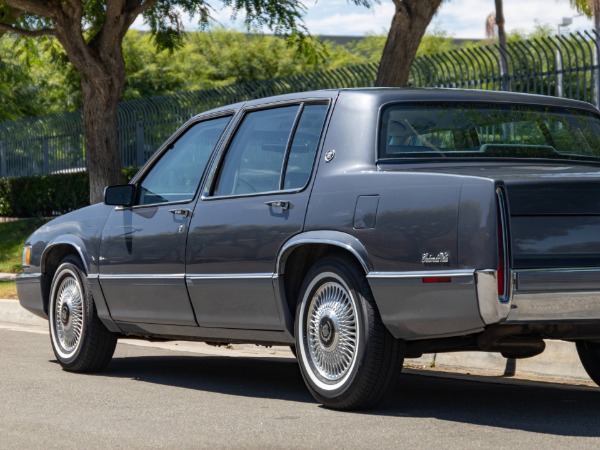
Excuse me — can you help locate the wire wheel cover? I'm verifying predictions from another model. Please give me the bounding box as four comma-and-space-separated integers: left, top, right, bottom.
53, 276, 84, 354
306, 281, 358, 382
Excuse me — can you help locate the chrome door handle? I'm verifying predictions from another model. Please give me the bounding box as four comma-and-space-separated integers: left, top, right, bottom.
169, 208, 192, 218
265, 200, 290, 210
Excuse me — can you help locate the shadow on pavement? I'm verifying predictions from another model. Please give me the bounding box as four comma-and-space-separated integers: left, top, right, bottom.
104, 354, 313, 404
95, 353, 600, 437
379, 370, 600, 438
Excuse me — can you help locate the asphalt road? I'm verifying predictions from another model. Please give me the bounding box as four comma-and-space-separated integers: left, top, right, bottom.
2, 327, 600, 449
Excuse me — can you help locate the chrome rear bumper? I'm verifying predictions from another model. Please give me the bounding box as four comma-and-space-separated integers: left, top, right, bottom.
505, 268, 600, 323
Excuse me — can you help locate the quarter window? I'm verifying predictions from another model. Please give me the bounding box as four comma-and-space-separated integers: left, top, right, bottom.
138, 115, 231, 205
283, 104, 329, 190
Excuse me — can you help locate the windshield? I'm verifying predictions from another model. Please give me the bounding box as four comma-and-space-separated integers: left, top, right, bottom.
378, 102, 600, 162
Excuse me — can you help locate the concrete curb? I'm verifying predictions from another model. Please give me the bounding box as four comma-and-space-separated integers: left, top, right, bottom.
0, 299, 594, 385
0, 273, 17, 281
0, 299, 46, 327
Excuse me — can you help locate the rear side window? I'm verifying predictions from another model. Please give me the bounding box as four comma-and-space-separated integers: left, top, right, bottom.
213, 105, 299, 196
212, 102, 328, 197
379, 102, 600, 162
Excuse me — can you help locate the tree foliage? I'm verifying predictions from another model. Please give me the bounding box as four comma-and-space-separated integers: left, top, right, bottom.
1, 27, 460, 121
0, 0, 376, 203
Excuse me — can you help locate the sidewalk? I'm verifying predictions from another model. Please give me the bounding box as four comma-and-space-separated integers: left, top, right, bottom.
0, 298, 595, 387
0, 273, 16, 281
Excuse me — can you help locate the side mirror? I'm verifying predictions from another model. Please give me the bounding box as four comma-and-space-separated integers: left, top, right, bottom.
104, 184, 136, 207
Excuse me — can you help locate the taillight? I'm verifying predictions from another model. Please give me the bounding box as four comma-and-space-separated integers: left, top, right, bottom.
497, 218, 505, 297
496, 190, 507, 298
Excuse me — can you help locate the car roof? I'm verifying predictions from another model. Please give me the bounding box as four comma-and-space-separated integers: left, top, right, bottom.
335, 87, 599, 112
193, 87, 599, 118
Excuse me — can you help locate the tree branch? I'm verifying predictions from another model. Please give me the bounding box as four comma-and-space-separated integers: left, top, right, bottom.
127, 0, 160, 18
3, 0, 54, 17
0, 22, 55, 36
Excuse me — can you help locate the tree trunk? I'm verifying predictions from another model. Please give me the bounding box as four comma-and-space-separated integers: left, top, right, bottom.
81, 76, 124, 204
375, 0, 443, 87
494, 0, 510, 91
48, 2, 132, 204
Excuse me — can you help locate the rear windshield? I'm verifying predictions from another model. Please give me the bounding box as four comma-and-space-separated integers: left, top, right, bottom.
378, 102, 600, 162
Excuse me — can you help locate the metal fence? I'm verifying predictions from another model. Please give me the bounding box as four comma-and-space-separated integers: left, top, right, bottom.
409, 30, 600, 106
1, 30, 600, 177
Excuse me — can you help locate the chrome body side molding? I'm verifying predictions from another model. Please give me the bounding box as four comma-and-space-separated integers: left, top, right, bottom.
186, 273, 275, 283
99, 273, 185, 280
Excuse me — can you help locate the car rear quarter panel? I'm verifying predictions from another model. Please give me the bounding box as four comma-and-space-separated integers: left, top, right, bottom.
302, 92, 499, 339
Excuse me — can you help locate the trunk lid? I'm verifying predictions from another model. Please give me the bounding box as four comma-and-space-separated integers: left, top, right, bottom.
380, 162, 600, 270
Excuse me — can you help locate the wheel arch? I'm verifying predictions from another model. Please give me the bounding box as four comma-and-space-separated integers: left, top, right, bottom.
275, 231, 373, 336
40, 238, 90, 316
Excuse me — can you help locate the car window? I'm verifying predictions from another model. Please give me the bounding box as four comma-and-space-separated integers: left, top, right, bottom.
213, 106, 300, 196
283, 104, 328, 190
138, 115, 231, 205
379, 102, 600, 161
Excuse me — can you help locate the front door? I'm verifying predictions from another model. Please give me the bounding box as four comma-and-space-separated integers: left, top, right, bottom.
186, 102, 330, 330
99, 114, 232, 325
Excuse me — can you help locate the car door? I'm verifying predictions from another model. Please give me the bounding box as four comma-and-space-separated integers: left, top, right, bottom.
186, 101, 330, 330
98, 113, 233, 325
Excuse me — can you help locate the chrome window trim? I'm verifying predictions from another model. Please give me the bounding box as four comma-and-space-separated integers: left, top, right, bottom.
200, 186, 308, 202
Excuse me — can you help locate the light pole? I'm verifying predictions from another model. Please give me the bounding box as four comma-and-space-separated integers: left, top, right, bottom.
557, 16, 573, 35
555, 17, 572, 98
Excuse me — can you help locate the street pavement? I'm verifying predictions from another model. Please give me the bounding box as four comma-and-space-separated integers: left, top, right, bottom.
0, 297, 595, 385
2, 326, 600, 449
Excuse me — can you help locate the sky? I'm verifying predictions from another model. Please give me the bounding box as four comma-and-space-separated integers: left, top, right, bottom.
142, 0, 595, 40
299, 0, 592, 38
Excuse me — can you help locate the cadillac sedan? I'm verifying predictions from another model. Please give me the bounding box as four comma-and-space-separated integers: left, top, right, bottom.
18, 88, 600, 410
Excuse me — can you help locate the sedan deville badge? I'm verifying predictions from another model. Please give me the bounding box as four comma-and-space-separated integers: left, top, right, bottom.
422, 252, 450, 264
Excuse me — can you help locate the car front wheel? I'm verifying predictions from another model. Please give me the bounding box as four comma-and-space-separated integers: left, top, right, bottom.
295, 256, 403, 410
49, 256, 117, 372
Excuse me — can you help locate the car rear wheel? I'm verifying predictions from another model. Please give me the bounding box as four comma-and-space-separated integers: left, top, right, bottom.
295, 256, 404, 410
49, 256, 117, 372
576, 340, 600, 386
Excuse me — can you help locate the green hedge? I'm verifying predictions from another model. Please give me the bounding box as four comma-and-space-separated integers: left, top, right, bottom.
0, 167, 139, 218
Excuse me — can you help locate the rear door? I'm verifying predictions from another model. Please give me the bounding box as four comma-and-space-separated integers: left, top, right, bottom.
186, 101, 330, 330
